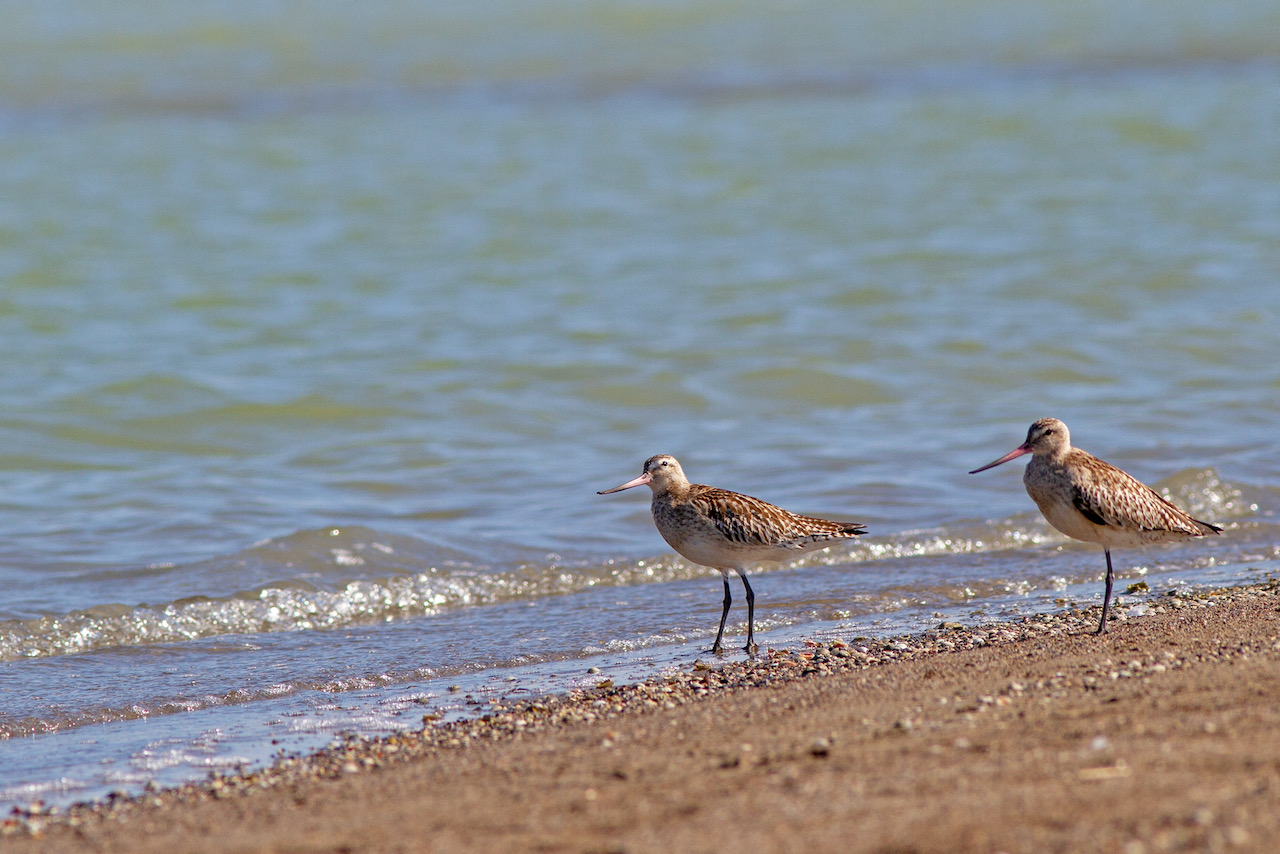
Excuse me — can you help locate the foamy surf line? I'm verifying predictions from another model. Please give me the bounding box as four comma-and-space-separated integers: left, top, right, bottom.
0, 529, 1029, 662
4, 468, 1250, 661
0, 525, 1258, 664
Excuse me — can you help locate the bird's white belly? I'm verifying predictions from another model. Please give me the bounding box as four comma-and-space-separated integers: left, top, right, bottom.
1034, 494, 1168, 549
662, 530, 789, 571
1035, 497, 1104, 544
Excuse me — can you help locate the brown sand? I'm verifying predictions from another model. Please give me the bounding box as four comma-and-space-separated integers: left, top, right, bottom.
7, 581, 1280, 853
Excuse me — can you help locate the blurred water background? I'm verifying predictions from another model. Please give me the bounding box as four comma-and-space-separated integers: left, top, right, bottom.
2, 0, 1279, 810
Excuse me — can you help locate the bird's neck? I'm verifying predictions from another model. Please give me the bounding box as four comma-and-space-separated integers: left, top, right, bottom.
654, 480, 694, 503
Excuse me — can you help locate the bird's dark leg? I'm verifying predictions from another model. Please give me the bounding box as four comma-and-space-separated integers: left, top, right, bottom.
712, 575, 731, 654
740, 573, 758, 654
1096, 549, 1115, 635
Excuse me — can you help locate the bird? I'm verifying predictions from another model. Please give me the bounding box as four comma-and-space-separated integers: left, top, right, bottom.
970, 418, 1222, 634
598, 454, 867, 654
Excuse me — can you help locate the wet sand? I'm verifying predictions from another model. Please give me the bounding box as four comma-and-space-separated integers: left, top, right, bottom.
6, 580, 1280, 853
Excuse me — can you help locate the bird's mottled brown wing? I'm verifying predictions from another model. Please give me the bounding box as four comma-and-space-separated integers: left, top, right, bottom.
1069, 453, 1220, 536
692, 486, 865, 549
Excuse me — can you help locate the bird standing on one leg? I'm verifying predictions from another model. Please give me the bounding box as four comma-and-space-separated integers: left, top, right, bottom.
970, 418, 1222, 633
598, 454, 867, 654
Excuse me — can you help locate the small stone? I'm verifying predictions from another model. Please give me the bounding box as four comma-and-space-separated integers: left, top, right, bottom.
809, 737, 831, 757
1226, 826, 1250, 846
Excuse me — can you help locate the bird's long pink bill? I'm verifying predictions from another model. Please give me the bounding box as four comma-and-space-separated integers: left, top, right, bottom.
969, 444, 1031, 474
597, 471, 652, 494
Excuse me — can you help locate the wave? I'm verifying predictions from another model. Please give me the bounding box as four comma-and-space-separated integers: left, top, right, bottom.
0, 525, 697, 662
0, 469, 1253, 662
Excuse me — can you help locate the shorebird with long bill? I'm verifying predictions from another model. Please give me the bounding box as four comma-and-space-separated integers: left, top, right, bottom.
970, 418, 1222, 633
598, 454, 867, 654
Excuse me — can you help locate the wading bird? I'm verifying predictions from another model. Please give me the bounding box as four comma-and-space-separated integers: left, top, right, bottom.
970, 418, 1222, 633
599, 454, 867, 653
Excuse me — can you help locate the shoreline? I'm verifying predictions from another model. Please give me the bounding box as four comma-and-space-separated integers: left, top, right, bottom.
6, 578, 1280, 852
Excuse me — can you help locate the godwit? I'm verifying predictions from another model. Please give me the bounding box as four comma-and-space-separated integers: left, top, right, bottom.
599, 455, 867, 654
970, 418, 1222, 633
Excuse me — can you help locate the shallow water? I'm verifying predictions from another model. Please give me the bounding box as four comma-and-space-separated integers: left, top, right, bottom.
2, 0, 1280, 810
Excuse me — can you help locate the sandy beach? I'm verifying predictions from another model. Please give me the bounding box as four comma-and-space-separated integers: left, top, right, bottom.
7, 580, 1280, 854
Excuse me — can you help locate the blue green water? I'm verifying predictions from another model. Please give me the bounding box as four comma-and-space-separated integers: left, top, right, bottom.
2, 0, 1279, 810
